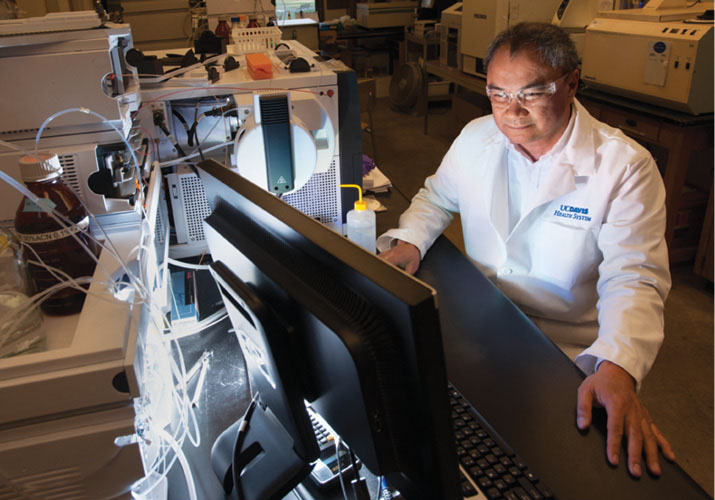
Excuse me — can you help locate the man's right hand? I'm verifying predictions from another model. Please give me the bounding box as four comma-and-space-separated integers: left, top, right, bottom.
378, 240, 421, 275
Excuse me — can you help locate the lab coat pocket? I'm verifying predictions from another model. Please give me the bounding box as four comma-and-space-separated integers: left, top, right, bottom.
531, 220, 599, 288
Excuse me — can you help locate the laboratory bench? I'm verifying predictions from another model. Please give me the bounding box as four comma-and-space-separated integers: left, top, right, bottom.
319, 24, 404, 75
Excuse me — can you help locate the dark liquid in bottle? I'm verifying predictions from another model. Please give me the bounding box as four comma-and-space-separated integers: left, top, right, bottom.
14, 177, 99, 315
215, 19, 231, 43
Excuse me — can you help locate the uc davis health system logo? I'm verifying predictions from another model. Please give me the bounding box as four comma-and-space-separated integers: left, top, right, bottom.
554, 205, 591, 222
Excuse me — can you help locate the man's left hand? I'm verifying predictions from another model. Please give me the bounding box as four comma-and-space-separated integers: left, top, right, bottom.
576, 360, 676, 477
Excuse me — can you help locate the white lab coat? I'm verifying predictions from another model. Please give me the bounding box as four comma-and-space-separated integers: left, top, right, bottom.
377, 100, 671, 385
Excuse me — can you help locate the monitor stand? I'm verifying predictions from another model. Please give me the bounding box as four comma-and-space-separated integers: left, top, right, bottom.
211, 401, 313, 500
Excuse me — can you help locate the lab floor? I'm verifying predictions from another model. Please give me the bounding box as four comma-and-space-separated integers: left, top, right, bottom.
368, 97, 715, 497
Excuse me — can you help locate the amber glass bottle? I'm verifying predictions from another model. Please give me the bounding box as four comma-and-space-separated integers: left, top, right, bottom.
215, 18, 231, 44
13, 153, 99, 315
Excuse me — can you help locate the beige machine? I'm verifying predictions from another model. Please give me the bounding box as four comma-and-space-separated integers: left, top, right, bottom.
551, 0, 616, 56
460, 0, 562, 76
356, 1, 418, 28
581, 1, 713, 114
439, 2, 463, 69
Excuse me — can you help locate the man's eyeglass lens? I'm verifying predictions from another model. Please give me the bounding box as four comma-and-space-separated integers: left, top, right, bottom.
487, 75, 567, 107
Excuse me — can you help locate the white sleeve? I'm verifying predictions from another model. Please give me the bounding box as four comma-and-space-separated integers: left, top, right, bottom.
575, 155, 671, 388
376, 129, 467, 258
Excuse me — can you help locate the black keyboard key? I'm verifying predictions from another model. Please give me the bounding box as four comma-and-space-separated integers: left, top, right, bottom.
503, 491, 520, 500
461, 456, 475, 468
485, 454, 498, 464
477, 476, 493, 490
461, 480, 477, 497
536, 483, 554, 499
503, 474, 516, 486
518, 477, 543, 500
454, 418, 466, 428
469, 465, 484, 479
492, 447, 505, 457
500, 456, 512, 467
469, 449, 482, 460
463, 426, 475, 436
513, 456, 528, 470
486, 487, 502, 499
494, 479, 508, 491
511, 487, 531, 500
508, 466, 521, 477
477, 458, 489, 469
457, 446, 467, 457
477, 444, 489, 454
485, 468, 498, 481
484, 438, 496, 448
493, 464, 506, 475
525, 470, 539, 483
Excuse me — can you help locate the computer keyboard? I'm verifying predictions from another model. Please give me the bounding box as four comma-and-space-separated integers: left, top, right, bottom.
449, 384, 556, 500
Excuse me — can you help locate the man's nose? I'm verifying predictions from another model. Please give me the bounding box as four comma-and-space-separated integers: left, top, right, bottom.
504, 98, 528, 116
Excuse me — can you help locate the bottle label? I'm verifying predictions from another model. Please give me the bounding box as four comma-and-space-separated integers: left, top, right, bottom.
14, 217, 90, 244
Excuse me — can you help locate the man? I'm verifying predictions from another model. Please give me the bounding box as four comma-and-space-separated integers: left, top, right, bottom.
378, 22, 675, 477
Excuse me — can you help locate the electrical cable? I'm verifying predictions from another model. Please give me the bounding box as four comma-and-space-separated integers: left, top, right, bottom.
233, 392, 261, 500
163, 307, 228, 341
190, 100, 203, 159
344, 444, 369, 500
34, 108, 142, 183
2, 127, 203, 499
0, 192, 181, 500
156, 141, 231, 168
167, 257, 211, 270
130, 275, 206, 492
185, 96, 232, 161
347, 448, 359, 474
136, 330, 202, 498
172, 108, 194, 147
168, 335, 202, 448
2, 117, 213, 500
157, 427, 198, 500
335, 437, 354, 500
157, 120, 189, 160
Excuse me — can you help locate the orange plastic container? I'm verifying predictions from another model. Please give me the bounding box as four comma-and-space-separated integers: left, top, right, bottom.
246, 53, 273, 80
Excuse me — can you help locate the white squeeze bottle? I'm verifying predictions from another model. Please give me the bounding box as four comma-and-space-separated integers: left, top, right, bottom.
340, 184, 376, 253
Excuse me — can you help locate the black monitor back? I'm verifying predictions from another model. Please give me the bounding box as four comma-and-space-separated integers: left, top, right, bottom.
198, 159, 460, 500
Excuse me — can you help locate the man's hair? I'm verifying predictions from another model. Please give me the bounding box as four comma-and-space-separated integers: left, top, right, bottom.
484, 22, 579, 75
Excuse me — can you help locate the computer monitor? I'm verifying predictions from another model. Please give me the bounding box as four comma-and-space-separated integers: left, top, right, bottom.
197, 159, 460, 500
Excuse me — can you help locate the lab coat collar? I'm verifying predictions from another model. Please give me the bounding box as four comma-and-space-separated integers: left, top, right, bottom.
529, 100, 595, 209
561, 99, 597, 177
482, 100, 597, 242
